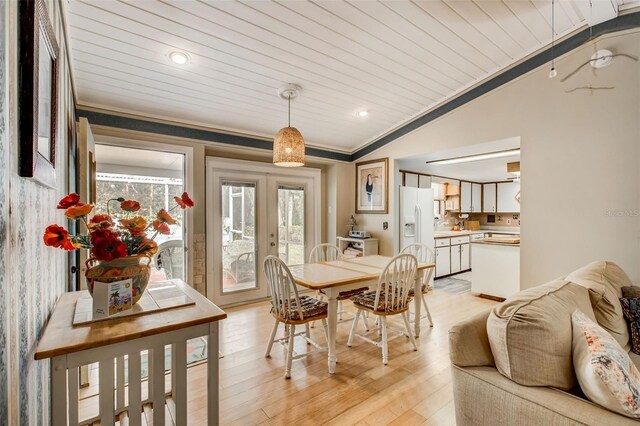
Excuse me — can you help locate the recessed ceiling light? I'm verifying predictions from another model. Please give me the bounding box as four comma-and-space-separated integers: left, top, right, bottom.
357, 110, 369, 118
169, 51, 190, 65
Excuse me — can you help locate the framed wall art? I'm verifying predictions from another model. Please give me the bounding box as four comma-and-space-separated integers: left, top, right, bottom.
355, 158, 388, 214
18, 0, 59, 188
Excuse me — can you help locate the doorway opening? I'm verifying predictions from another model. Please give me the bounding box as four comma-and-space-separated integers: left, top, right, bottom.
94, 144, 186, 282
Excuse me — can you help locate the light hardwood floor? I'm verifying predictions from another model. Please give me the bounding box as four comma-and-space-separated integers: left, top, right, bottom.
210, 288, 495, 426
78, 288, 495, 425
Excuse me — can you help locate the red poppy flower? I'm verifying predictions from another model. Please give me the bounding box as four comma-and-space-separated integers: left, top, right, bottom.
120, 200, 141, 212
119, 217, 147, 236
57, 193, 80, 209
156, 209, 177, 225
65, 203, 94, 220
88, 214, 114, 230
43, 225, 78, 251
174, 192, 194, 209
152, 220, 171, 235
90, 229, 127, 261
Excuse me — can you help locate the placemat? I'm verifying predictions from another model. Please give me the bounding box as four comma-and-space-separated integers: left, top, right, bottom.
73, 281, 195, 326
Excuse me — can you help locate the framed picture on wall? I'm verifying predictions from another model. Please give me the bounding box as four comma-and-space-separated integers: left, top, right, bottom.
355, 158, 388, 214
18, 0, 59, 188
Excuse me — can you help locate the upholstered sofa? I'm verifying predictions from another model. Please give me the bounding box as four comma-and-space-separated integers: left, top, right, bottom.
449, 261, 640, 425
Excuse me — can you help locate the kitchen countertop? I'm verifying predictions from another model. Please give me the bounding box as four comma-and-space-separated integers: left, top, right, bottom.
434, 228, 520, 238
471, 240, 520, 247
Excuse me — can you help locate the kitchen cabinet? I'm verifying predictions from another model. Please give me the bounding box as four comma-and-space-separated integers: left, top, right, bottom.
451, 245, 461, 274
460, 182, 471, 212
435, 236, 471, 277
471, 183, 482, 212
483, 183, 497, 213
471, 241, 520, 298
461, 243, 470, 270
435, 247, 451, 277
460, 182, 482, 212
497, 182, 521, 212
405, 173, 419, 187
432, 182, 445, 200
418, 175, 431, 188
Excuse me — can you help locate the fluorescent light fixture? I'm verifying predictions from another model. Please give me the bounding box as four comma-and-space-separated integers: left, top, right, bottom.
357, 110, 369, 118
426, 149, 520, 166
169, 51, 190, 65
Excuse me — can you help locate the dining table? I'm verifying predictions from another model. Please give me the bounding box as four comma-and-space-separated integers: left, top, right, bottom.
288, 255, 435, 374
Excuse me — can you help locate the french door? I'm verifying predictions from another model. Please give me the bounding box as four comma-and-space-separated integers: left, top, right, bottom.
206, 158, 320, 306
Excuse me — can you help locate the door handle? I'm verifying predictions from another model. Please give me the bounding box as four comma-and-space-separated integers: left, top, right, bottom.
270, 242, 276, 247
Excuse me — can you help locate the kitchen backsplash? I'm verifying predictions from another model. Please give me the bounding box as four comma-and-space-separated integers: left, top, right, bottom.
440, 211, 520, 228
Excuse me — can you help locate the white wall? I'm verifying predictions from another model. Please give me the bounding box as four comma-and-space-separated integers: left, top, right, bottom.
352, 29, 640, 288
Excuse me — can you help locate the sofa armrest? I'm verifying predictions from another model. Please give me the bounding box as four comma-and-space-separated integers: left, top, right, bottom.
452, 366, 639, 426
449, 309, 495, 367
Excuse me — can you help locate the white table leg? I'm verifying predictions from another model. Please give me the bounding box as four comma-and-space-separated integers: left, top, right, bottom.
208, 322, 220, 426
326, 290, 338, 374
414, 274, 422, 338
51, 355, 68, 426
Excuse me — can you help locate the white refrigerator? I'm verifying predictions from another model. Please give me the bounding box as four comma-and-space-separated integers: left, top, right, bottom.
399, 186, 435, 251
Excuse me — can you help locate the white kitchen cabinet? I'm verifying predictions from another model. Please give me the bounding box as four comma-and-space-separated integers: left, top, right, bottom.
460, 182, 472, 212
405, 173, 419, 187
497, 182, 521, 212
435, 247, 451, 277
471, 183, 482, 213
483, 183, 497, 213
460, 243, 470, 270
418, 175, 431, 188
450, 245, 461, 274
432, 182, 445, 201
461, 182, 482, 212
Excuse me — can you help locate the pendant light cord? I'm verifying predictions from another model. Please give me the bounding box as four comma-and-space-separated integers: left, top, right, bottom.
288, 94, 291, 127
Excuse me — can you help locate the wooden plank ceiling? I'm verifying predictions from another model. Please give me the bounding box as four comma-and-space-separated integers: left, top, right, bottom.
67, 0, 600, 152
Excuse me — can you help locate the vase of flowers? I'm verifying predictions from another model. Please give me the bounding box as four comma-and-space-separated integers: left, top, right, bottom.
43, 191, 194, 304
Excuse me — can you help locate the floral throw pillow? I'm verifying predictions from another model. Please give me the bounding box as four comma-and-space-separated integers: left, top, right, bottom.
620, 297, 640, 355
572, 309, 640, 418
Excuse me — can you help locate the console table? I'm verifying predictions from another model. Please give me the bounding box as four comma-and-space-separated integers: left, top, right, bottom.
35, 280, 226, 426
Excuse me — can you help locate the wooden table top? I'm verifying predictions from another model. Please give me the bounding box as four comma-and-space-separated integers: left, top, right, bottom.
35, 279, 226, 360
290, 255, 434, 290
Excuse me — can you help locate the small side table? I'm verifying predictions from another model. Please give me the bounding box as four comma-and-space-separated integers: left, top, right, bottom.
337, 237, 379, 257
35, 280, 226, 426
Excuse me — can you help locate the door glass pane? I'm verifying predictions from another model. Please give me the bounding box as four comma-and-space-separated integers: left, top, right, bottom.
221, 182, 256, 293
278, 186, 305, 266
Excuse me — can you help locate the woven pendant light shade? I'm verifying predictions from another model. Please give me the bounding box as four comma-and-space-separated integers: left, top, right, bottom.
273, 126, 305, 167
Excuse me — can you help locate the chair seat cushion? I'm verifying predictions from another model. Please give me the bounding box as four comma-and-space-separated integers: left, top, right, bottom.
350, 290, 412, 312
320, 287, 369, 300
274, 295, 327, 321
408, 283, 429, 297
337, 287, 369, 300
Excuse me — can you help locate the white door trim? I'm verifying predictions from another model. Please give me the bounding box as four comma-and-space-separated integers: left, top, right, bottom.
93, 135, 195, 287
206, 157, 321, 305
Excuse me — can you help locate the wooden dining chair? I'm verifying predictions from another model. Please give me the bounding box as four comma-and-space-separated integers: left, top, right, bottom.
309, 244, 370, 324
263, 255, 328, 379
347, 254, 419, 365
401, 243, 435, 327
